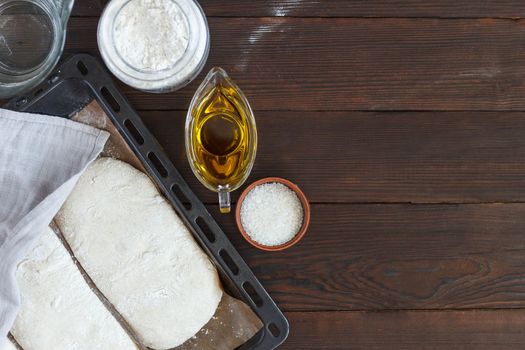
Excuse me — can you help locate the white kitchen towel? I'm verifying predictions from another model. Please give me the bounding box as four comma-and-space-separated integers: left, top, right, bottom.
0, 108, 109, 346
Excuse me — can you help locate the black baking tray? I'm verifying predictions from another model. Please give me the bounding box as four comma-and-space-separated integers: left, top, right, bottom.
4, 54, 289, 350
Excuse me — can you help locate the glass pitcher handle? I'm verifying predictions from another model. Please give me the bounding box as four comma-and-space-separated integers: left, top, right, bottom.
218, 186, 231, 214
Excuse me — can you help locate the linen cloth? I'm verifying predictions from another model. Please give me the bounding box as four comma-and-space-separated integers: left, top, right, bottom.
0, 108, 108, 346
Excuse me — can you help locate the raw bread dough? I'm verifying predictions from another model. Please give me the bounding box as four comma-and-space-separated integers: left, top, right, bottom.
0, 338, 16, 350
56, 158, 222, 349
11, 228, 137, 350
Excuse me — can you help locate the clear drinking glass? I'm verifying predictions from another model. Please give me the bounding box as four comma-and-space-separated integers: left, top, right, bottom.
0, 0, 74, 98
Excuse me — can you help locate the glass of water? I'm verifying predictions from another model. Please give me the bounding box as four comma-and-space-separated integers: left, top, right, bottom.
0, 0, 74, 98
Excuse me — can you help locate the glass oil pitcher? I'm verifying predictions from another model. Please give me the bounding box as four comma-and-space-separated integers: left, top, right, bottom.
186, 67, 257, 213
0, 0, 74, 98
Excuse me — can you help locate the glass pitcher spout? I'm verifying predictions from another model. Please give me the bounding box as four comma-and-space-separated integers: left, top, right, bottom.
185, 67, 257, 213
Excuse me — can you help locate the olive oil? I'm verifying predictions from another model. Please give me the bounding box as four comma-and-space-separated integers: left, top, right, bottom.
186, 67, 257, 213
193, 89, 249, 187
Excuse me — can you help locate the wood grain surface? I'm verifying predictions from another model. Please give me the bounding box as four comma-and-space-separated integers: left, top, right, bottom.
143, 110, 525, 204
197, 1, 525, 18
70, 0, 106, 16
62, 17, 525, 111
72, 1, 525, 18
209, 203, 525, 311
282, 310, 525, 349
12, 0, 525, 348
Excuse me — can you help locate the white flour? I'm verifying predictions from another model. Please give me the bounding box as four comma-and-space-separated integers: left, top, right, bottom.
99, 0, 209, 91
114, 0, 190, 71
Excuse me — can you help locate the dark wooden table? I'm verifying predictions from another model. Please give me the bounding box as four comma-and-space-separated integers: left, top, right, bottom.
55, 1, 525, 348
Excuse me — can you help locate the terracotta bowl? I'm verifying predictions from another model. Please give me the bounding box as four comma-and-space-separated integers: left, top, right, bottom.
235, 177, 310, 251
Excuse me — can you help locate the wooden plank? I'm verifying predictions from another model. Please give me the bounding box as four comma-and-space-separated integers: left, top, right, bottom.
141, 110, 525, 204
71, 0, 106, 16
207, 203, 525, 311
282, 310, 525, 349
199, 1, 525, 18
62, 17, 525, 111
71, 0, 525, 18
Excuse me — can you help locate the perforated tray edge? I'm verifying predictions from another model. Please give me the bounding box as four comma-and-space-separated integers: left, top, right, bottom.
4, 54, 289, 350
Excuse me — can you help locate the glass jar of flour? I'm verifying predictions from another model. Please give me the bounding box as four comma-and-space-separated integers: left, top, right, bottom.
97, 0, 209, 93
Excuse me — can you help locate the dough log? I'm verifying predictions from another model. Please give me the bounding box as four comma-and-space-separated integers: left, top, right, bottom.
56, 158, 222, 349
11, 228, 138, 350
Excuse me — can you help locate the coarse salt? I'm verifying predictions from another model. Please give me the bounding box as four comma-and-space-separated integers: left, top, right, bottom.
240, 182, 304, 246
